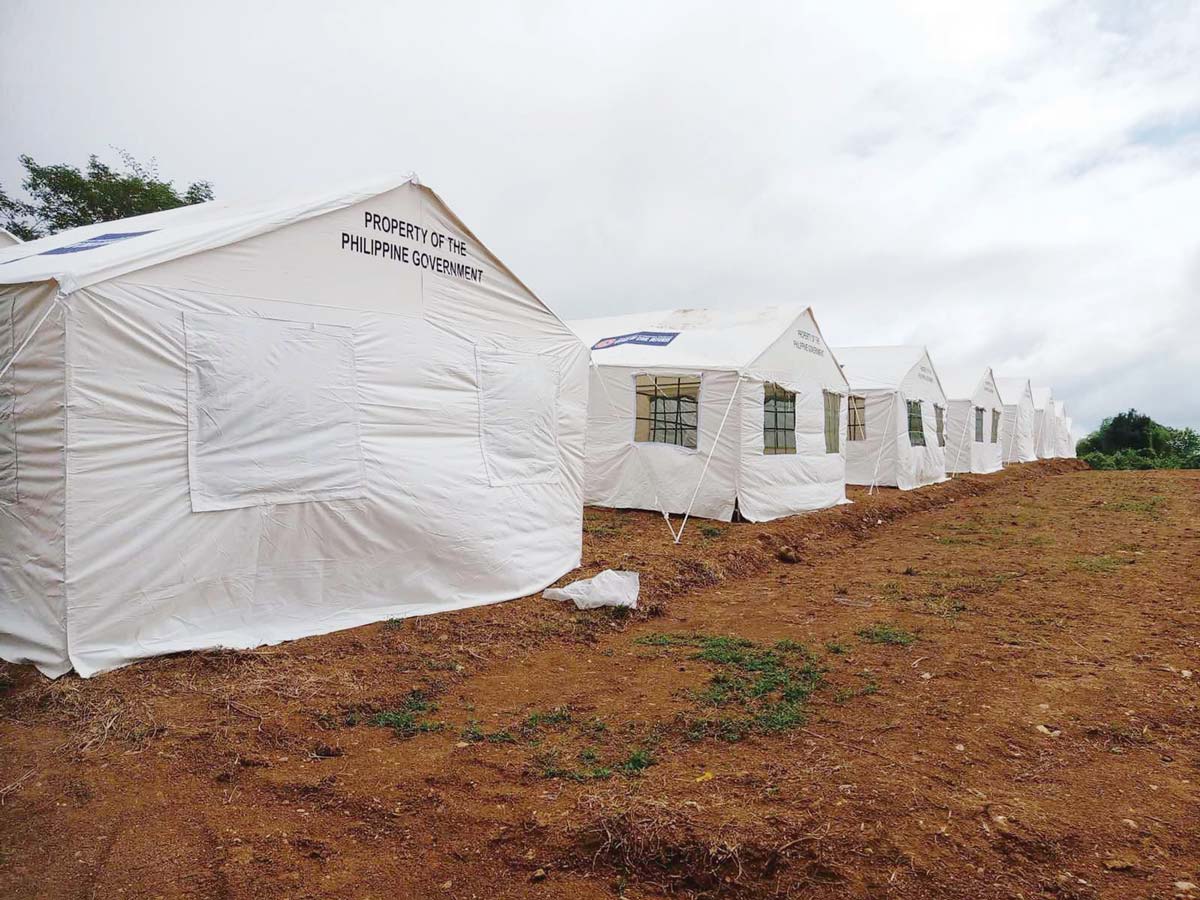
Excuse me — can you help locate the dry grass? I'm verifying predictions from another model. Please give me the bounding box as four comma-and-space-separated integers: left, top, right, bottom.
567, 791, 837, 894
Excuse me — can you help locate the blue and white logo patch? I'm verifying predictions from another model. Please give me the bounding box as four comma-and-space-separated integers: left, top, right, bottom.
591, 331, 680, 351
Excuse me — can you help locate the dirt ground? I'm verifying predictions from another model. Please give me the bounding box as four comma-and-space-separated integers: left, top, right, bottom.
1, 461, 1197, 899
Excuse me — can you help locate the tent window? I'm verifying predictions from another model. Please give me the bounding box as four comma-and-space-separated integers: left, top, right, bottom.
974, 407, 985, 443
763, 383, 796, 455
823, 391, 841, 454
907, 400, 926, 447
934, 404, 946, 447
847, 395, 866, 441
184, 312, 366, 512
635, 374, 700, 449
991, 409, 1001, 444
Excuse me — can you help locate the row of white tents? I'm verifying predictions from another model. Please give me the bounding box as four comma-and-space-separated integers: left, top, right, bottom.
0, 176, 1075, 677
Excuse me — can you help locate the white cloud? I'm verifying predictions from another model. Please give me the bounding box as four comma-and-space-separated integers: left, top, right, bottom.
1, 0, 1197, 435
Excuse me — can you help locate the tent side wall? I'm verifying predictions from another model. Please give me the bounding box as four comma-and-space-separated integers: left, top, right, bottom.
1034, 409, 1055, 458
944, 398, 976, 474
895, 353, 948, 490
0, 282, 69, 675
584, 364, 741, 521
844, 390, 904, 488
1001, 392, 1036, 463
52, 182, 588, 676
737, 308, 848, 520
735, 378, 846, 521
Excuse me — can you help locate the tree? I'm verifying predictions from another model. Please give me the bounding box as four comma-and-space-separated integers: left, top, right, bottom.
0, 150, 213, 240
1078, 409, 1199, 470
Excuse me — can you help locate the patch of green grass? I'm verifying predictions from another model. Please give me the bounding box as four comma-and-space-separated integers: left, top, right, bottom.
825, 641, 849, 655
368, 690, 445, 738
935, 535, 974, 546
698, 523, 724, 538
583, 519, 624, 538
382, 617, 405, 630
617, 748, 656, 775
645, 633, 824, 742
529, 748, 616, 782
921, 595, 967, 619
857, 623, 917, 646
635, 633, 698, 647
485, 729, 516, 744
582, 717, 608, 737
1072, 554, 1129, 575
525, 706, 573, 730
834, 672, 880, 704
1109, 496, 1164, 518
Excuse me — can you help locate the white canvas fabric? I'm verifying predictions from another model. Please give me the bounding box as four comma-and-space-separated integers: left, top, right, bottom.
1063, 417, 1076, 457
1031, 386, 1056, 459
833, 346, 949, 490
0, 229, 21, 247
572, 306, 850, 523
995, 377, 1037, 463
1051, 400, 1071, 458
940, 366, 1004, 475
0, 176, 588, 677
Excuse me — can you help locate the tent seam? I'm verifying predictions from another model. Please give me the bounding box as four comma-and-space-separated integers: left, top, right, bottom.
60, 288, 72, 671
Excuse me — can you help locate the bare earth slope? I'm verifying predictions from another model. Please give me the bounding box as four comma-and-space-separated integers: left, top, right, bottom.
1, 462, 1197, 899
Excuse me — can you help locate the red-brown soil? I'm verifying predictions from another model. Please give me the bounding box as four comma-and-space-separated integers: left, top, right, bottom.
1, 461, 1198, 899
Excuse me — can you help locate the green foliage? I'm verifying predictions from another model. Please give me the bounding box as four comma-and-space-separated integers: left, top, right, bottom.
0, 151, 213, 239
1078, 409, 1199, 470
368, 690, 445, 738
857, 623, 917, 646
643, 633, 824, 742
1072, 554, 1131, 575
616, 748, 656, 775
524, 706, 573, 730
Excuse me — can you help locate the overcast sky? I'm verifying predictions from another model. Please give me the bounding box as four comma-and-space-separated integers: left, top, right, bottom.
2, 0, 1198, 435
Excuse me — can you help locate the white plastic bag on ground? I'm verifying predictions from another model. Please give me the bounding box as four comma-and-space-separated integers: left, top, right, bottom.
543, 569, 639, 610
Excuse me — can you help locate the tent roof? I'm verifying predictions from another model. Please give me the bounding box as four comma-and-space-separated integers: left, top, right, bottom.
570, 305, 815, 370
0, 229, 21, 247
1031, 386, 1053, 410
832, 345, 939, 392
0, 173, 416, 293
994, 376, 1032, 406
938, 364, 996, 402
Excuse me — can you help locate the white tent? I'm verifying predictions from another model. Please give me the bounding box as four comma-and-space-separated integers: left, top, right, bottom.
940, 366, 1004, 475
571, 306, 849, 527
1052, 400, 1072, 457
995, 376, 1037, 464
1031, 386, 1057, 459
1064, 417, 1077, 457
0, 229, 21, 247
833, 346, 949, 491
0, 175, 588, 677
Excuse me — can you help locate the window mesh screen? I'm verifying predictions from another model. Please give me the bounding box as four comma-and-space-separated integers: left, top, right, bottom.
934, 404, 945, 447
763, 383, 797, 454
823, 391, 841, 454
907, 400, 926, 447
991, 409, 1001, 443
635, 375, 700, 449
848, 395, 866, 441
974, 407, 985, 442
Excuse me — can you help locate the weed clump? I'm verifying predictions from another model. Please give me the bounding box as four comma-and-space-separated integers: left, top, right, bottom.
856, 623, 917, 646
636, 633, 824, 742
367, 690, 445, 738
